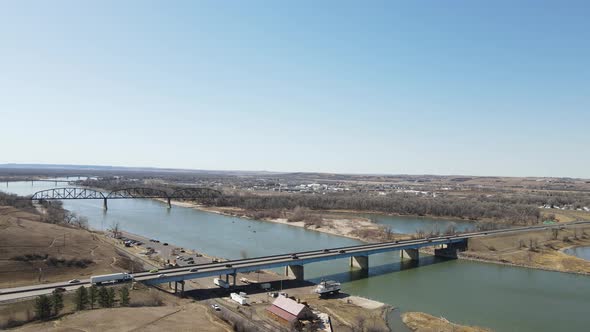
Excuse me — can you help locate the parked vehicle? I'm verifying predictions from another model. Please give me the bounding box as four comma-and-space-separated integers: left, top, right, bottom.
90, 273, 133, 285
211, 304, 221, 311
214, 278, 230, 289
230, 292, 249, 305
314, 280, 341, 295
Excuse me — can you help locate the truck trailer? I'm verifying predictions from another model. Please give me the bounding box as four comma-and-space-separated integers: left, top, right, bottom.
90, 273, 133, 285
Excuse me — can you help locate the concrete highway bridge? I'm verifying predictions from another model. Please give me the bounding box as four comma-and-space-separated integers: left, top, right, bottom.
1, 221, 587, 300
27, 187, 222, 209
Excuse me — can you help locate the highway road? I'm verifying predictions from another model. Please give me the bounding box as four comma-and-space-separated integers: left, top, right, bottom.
1, 220, 588, 302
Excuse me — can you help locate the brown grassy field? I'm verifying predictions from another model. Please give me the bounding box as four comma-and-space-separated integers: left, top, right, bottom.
2, 285, 230, 331
0, 206, 135, 288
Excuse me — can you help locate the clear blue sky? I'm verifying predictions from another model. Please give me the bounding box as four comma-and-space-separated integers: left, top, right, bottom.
1, 1, 588, 178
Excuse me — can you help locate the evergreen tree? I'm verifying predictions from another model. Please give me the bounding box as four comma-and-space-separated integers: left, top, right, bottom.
51, 289, 64, 316
75, 286, 89, 310
119, 287, 130, 306
107, 287, 116, 307
89, 284, 98, 309
97, 286, 109, 307
35, 294, 52, 320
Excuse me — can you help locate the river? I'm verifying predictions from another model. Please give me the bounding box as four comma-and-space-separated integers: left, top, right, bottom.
2, 181, 590, 332
564, 246, 590, 261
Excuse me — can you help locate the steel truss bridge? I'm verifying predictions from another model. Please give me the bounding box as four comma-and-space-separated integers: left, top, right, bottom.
29, 187, 222, 209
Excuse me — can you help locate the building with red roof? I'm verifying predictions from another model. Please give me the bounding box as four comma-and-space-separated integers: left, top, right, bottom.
266, 296, 313, 325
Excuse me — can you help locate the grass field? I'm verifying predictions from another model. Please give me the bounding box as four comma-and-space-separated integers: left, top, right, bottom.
0, 206, 136, 289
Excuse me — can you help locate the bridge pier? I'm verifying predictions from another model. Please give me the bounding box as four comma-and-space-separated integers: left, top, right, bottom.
400, 248, 419, 261
285, 265, 304, 280
103, 198, 108, 210
173, 280, 185, 296
350, 255, 369, 270
434, 240, 468, 258
167, 197, 172, 209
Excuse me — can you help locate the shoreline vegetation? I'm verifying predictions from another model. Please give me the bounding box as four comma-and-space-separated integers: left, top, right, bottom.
79, 178, 551, 224
156, 198, 409, 243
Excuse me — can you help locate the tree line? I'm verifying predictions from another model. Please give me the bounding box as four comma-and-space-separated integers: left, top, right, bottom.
34, 285, 130, 321
79, 178, 590, 224
213, 192, 541, 224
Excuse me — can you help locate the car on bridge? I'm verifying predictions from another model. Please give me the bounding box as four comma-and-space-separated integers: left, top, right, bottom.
68, 279, 80, 284
291, 254, 299, 259
149, 269, 159, 273
190, 268, 199, 272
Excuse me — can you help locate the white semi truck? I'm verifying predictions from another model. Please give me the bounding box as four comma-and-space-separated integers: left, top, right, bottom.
90, 273, 133, 285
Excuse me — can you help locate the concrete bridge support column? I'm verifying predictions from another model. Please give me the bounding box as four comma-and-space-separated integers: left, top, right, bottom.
225, 274, 229, 284
285, 265, 304, 280
174, 281, 178, 294
231, 273, 236, 287
103, 198, 108, 210
400, 248, 419, 261
350, 255, 369, 270
167, 197, 172, 209
434, 240, 468, 258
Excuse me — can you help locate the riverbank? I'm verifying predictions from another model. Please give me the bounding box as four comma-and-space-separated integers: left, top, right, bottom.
402, 312, 491, 332
460, 224, 590, 275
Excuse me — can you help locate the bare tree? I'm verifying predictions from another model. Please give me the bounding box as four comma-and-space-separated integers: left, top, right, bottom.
108, 222, 122, 239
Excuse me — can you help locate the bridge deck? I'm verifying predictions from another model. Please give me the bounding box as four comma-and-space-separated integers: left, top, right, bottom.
2, 221, 587, 299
